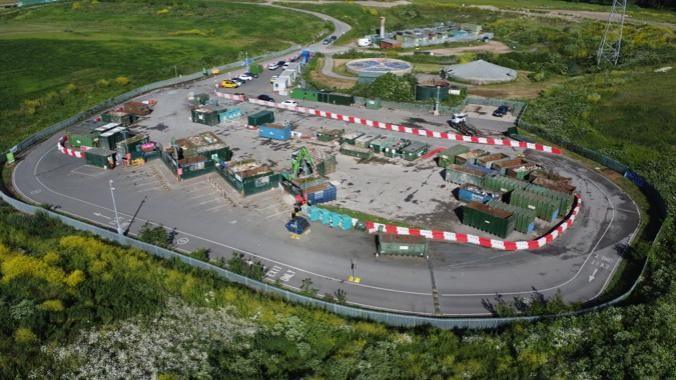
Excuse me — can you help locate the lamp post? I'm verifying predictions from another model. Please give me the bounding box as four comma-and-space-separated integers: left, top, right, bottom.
433, 85, 441, 116
109, 179, 123, 235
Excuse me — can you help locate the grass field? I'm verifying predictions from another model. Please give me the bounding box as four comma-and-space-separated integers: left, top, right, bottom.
0, 0, 330, 149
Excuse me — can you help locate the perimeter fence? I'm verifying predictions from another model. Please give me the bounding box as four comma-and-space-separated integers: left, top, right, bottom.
0, 44, 667, 329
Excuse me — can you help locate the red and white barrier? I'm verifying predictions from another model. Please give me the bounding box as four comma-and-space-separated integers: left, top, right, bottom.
215, 91, 562, 154
57, 142, 89, 159
362, 195, 581, 251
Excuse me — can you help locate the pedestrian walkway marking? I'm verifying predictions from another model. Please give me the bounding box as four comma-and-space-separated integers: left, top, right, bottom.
279, 270, 295, 282
265, 265, 283, 278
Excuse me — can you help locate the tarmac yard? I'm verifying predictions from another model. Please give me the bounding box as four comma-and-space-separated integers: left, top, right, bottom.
11, 56, 642, 316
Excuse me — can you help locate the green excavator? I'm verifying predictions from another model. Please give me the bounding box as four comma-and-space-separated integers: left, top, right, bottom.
284, 146, 317, 180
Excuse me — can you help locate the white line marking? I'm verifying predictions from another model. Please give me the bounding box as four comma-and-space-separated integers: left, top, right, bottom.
588, 268, 599, 282
205, 203, 228, 212
197, 198, 219, 206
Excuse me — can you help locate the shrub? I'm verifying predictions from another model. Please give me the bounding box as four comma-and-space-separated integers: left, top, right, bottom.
114, 76, 131, 86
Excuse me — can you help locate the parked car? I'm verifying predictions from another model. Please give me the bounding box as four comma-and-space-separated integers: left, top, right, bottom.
280, 99, 298, 107
230, 77, 244, 85
492, 105, 510, 117
270, 75, 279, 83
219, 80, 239, 88
322, 38, 332, 45
267, 62, 280, 70
282, 62, 290, 69
449, 113, 467, 125
239, 72, 256, 81
257, 94, 275, 102
329, 35, 337, 41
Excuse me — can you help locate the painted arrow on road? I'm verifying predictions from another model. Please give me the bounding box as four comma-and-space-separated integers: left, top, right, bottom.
588, 268, 599, 282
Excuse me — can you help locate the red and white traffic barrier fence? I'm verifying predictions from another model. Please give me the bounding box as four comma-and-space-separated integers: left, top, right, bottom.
214, 91, 247, 102
231, 94, 562, 154
363, 195, 582, 251
57, 140, 89, 159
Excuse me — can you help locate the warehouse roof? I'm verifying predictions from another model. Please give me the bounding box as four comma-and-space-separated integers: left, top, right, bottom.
443, 60, 517, 84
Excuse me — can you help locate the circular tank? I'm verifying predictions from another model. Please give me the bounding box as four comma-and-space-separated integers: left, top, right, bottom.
346, 58, 413, 76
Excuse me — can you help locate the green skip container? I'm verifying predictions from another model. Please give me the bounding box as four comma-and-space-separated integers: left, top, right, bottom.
509, 189, 560, 222
376, 234, 428, 257
437, 145, 470, 168
486, 199, 536, 234
462, 201, 516, 238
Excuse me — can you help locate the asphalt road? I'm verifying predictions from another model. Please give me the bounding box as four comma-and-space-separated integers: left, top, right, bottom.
10, 4, 642, 316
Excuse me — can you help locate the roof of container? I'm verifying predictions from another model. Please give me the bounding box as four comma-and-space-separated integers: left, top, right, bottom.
402, 141, 428, 152
86, 147, 115, 156
260, 123, 290, 130
317, 128, 343, 136
378, 233, 427, 245
443, 60, 517, 83
176, 132, 226, 152
467, 201, 513, 219
229, 160, 272, 178
99, 126, 128, 137
447, 164, 486, 176
478, 153, 509, 163
493, 158, 530, 169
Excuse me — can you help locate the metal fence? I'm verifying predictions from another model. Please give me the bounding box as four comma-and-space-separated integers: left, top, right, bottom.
0, 43, 666, 329
10, 44, 301, 156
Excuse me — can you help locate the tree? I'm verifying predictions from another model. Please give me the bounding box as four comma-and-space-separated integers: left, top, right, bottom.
364, 73, 416, 102
138, 223, 171, 248
300, 278, 317, 296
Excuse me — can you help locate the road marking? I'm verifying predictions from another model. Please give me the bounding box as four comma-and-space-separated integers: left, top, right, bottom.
29, 189, 42, 195
94, 212, 111, 220
279, 270, 296, 282
265, 265, 283, 278
588, 268, 599, 282
176, 237, 190, 245
21, 135, 640, 304
266, 209, 292, 219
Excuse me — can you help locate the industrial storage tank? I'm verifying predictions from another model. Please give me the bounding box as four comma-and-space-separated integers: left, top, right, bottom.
415, 79, 450, 101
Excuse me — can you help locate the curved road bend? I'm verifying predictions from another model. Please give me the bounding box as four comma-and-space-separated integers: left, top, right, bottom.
11, 5, 641, 316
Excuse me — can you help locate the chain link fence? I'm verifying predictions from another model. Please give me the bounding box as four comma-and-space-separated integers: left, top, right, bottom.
0, 44, 666, 329
10, 45, 301, 155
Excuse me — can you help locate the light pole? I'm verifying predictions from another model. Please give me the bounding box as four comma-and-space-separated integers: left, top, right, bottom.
433, 85, 441, 116
109, 179, 123, 235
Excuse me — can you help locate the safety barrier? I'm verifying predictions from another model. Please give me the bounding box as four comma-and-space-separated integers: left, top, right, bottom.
308, 195, 581, 251
56, 142, 86, 158
214, 92, 561, 154
0, 40, 660, 329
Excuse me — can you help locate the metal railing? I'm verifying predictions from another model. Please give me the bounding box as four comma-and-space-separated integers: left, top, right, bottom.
0, 45, 666, 329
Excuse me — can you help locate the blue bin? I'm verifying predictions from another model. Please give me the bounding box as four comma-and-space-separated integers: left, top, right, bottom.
338, 215, 353, 230
321, 210, 332, 225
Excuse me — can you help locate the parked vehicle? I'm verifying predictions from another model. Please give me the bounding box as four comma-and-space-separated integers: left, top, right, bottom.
329, 35, 337, 41
286, 217, 310, 234
448, 113, 467, 125
230, 77, 244, 86
267, 62, 280, 70
493, 105, 510, 117
358, 37, 372, 47
322, 38, 332, 45
282, 62, 290, 69
257, 94, 275, 102
281, 99, 298, 107
219, 80, 239, 88
238, 73, 254, 81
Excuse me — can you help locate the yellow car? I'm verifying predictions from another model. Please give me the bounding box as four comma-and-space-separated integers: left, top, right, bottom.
219, 80, 239, 88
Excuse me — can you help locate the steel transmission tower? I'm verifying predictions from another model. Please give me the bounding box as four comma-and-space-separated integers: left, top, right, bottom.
596, 0, 627, 66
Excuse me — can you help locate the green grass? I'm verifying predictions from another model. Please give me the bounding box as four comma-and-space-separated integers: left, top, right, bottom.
0, 0, 331, 150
